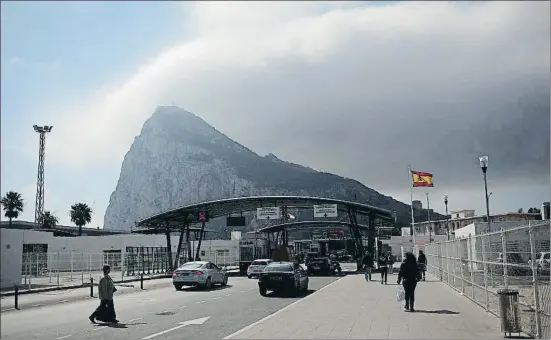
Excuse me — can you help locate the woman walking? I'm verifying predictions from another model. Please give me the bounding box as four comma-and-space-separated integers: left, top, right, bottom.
89, 265, 119, 323
397, 252, 421, 312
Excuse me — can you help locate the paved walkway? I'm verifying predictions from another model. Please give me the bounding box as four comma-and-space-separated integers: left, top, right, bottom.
226, 273, 502, 339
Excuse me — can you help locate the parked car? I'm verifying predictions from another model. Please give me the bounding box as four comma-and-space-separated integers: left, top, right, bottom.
258, 261, 309, 297
172, 261, 228, 290
529, 252, 550, 275
307, 257, 337, 276
247, 259, 273, 278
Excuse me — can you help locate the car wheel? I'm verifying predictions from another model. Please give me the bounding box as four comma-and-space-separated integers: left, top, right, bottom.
247, 275, 252, 279
221, 275, 228, 286
205, 277, 212, 290
259, 286, 267, 296
174, 284, 183, 291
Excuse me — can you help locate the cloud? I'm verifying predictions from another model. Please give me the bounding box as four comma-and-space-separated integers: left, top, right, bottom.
42, 1, 549, 194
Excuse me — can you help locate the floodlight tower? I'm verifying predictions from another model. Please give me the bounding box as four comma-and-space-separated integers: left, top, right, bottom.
33, 125, 53, 227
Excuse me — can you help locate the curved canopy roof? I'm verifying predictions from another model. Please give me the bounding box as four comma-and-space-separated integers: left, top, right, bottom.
135, 196, 394, 228
258, 221, 370, 233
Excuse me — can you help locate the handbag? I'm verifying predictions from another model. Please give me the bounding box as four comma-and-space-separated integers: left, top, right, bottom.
396, 287, 405, 302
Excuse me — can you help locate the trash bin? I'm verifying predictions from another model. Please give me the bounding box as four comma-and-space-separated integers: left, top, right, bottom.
497, 288, 521, 336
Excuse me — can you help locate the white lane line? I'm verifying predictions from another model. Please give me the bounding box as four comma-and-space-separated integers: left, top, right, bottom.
225, 294, 232, 297
55, 335, 72, 340
128, 317, 143, 322
196, 300, 205, 304
60, 300, 68, 303
2, 308, 16, 312
212, 296, 222, 300
248, 287, 254, 290
179, 305, 187, 309
223, 277, 343, 339
91, 327, 105, 332
33, 304, 45, 307
240, 290, 244, 293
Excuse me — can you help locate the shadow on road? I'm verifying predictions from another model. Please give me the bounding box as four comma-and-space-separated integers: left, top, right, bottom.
95, 322, 147, 328
180, 285, 233, 292
264, 289, 316, 299
414, 309, 460, 315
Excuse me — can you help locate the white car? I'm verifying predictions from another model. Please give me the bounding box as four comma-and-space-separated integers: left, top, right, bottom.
247, 259, 273, 278
172, 261, 228, 290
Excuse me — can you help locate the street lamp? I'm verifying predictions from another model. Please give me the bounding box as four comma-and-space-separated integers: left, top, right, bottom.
479, 156, 491, 233
444, 195, 450, 240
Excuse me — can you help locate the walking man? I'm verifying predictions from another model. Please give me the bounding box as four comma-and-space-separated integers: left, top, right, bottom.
378, 253, 388, 284
362, 252, 374, 281
89, 265, 118, 323
418, 250, 427, 281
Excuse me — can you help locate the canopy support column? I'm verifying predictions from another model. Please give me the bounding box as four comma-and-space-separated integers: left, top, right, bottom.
165, 223, 174, 272
195, 220, 206, 260
174, 225, 186, 269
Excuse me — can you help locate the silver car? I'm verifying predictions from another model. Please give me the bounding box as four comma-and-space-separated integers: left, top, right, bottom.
247, 259, 273, 278
172, 261, 228, 290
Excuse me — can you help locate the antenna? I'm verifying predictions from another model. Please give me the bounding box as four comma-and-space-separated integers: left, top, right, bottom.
33, 125, 53, 228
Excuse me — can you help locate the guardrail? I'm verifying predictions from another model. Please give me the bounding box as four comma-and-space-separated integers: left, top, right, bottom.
419, 220, 550, 339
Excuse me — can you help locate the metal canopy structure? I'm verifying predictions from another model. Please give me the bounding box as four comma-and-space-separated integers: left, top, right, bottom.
257, 221, 371, 233
135, 196, 393, 227
133, 196, 394, 271
132, 226, 214, 235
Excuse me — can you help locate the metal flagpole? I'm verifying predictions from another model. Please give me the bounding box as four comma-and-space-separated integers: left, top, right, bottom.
408, 165, 416, 245
426, 192, 432, 243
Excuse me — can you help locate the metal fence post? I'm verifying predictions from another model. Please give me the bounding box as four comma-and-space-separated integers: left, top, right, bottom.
500, 228, 509, 289
468, 235, 475, 299
528, 225, 542, 338
452, 239, 457, 289
481, 234, 490, 311
70, 252, 74, 280
458, 240, 465, 295
56, 252, 60, 287
81, 253, 84, 285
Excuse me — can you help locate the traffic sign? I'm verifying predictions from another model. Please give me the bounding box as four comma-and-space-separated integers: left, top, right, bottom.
313, 204, 338, 218
256, 207, 281, 220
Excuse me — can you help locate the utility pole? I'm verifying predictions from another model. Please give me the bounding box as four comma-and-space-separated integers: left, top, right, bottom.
33, 125, 53, 227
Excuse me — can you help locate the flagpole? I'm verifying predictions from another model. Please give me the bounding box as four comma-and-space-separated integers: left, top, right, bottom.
408, 165, 416, 246
426, 192, 432, 243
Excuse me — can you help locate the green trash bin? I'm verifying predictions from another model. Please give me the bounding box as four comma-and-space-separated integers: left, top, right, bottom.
497, 288, 521, 336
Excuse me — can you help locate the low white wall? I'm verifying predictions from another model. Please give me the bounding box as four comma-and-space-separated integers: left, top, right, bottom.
1, 229, 24, 289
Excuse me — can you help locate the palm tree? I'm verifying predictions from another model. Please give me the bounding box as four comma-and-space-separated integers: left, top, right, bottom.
39, 211, 58, 229
70, 203, 93, 236
1, 191, 24, 228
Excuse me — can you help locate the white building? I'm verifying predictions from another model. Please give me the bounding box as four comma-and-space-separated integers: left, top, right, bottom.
0, 228, 243, 289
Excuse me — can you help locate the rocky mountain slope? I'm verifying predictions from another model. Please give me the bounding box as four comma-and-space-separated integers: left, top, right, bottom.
104, 106, 443, 232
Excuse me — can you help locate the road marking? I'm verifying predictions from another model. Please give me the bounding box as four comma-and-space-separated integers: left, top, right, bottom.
159, 310, 171, 314
240, 290, 244, 293
225, 294, 232, 297
128, 317, 143, 322
196, 300, 205, 304
142, 316, 211, 339
212, 296, 222, 300
179, 305, 187, 309
223, 277, 343, 339
248, 288, 254, 290
33, 304, 45, 307
55, 335, 72, 340
61, 300, 68, 303
2, 308, 16, 312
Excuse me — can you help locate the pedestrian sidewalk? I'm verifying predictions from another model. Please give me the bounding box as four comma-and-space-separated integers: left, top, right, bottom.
227, 273, 502, 339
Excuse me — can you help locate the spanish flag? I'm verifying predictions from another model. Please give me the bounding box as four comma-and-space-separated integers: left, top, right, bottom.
411, 170, 434, 187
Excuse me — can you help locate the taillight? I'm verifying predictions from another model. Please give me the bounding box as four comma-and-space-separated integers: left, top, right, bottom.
172, 271, 176, 276
192, 270, 203, 275
248, 266, 252, 270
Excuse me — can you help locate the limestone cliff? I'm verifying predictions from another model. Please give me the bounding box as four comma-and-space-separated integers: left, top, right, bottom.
104, 106, 442, 232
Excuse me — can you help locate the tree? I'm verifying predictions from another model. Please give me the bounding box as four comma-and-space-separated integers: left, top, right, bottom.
0, 191, 24, 228
69, 203, 93, 236
517, 208, 523, 213
38, 211, 58, 229
528, 207, 541, 214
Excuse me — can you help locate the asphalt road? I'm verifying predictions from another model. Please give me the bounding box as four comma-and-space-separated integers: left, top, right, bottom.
1, 276, 340, 340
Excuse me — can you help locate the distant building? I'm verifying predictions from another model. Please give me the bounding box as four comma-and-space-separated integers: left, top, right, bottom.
542, 202, 550, 220
450, 209, 475, 220
0, 220, 126, 236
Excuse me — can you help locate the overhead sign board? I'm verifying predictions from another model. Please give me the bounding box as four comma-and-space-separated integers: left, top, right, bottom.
256, 207, 281, 220
313, 204, 338, 218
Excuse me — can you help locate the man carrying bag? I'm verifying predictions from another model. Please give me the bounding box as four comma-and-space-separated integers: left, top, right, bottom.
89, 265, 119, 324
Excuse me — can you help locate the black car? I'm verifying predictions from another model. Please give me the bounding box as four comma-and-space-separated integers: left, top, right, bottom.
258, 262, 309, 297
307, 257, 336, 276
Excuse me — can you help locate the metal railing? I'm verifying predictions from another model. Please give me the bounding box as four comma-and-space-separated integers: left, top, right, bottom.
3, 250, 240, 293
419, 221, 550, 339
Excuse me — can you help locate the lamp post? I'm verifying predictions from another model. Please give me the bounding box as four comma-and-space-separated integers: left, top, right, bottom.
479, 156, 491, 233
444, 195, 450, 240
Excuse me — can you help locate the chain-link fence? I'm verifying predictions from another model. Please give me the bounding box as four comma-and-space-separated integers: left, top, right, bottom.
6, 249, 239, 293
420, 221, 550, 339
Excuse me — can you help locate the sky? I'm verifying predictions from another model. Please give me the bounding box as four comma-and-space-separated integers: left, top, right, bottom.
1, 1, 549, 229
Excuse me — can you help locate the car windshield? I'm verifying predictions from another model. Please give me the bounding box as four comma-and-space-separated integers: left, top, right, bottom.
252, 261, 268, 265
264, 264, 293, 272
178, 263, 203, 269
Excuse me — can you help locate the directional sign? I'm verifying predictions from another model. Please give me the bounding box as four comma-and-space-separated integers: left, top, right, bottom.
142, 316, 211, 339
256, 207, 281, 220
313, 204, 338, 218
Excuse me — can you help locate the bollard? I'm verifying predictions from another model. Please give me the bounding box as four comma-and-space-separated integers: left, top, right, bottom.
140, 273, 144, 290
90, 278, 94, 297
14, 285, 19, 309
